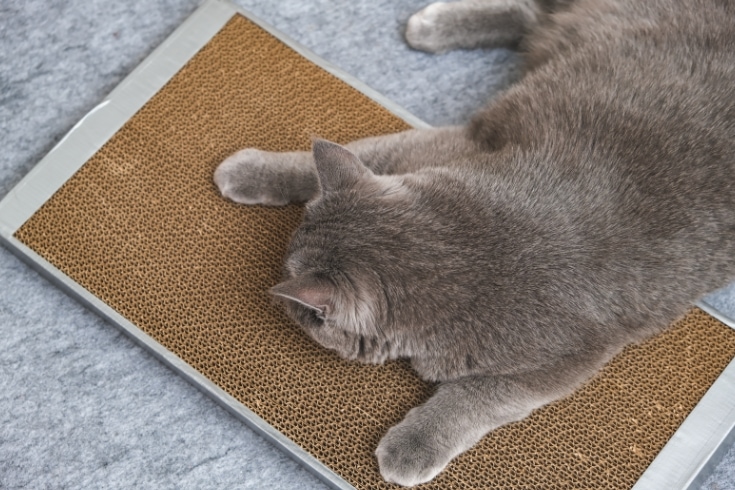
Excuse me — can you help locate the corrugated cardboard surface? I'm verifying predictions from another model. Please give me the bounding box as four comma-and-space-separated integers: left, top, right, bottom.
14, 15, 735, 489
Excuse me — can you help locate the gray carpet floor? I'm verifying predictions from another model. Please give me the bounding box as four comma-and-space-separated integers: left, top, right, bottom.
1, 1, 735, 488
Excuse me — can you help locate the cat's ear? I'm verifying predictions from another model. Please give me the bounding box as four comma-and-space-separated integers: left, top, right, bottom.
270, 274, 336, 318
312, 139, 372, 193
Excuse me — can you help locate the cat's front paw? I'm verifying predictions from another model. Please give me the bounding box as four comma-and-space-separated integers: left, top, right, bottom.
214, 148, 293, 206
376, 419, 449, 486
405, 2, 454, 53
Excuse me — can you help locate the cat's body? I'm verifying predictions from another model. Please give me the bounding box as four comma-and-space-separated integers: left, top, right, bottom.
215, 0, 735, 485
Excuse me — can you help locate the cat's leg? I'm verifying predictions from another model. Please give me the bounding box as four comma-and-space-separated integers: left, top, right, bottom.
214, 127, 466, 205
376, 351, 610, 486
406, 0, 543, 53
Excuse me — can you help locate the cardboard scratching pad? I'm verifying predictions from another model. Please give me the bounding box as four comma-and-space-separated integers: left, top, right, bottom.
3, 2, 735, 488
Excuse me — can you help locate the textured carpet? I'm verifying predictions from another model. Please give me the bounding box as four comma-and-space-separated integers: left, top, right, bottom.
1, 1, 734, 488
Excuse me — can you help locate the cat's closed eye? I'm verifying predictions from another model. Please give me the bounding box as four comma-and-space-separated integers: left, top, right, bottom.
308, 307, 326, 324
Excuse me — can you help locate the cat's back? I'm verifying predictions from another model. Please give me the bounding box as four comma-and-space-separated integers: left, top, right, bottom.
472, 0, 735, 211
457, 0, 735, 328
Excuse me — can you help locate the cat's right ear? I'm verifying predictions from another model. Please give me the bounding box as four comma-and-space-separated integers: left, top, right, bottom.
270, 274, 336, 319
312, 139, 372, 193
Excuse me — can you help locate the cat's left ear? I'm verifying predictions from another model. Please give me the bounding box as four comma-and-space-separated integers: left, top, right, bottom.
270, 274, 336, 319
312, 139, 372, 193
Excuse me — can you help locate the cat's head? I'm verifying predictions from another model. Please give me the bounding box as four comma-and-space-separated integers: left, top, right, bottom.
270, 139, 412, 364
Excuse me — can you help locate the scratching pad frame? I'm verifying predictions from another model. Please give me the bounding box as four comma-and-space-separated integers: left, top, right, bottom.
2, 1, 735, 488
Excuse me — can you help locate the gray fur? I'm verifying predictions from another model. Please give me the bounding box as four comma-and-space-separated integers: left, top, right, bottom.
215, 0, 735, 485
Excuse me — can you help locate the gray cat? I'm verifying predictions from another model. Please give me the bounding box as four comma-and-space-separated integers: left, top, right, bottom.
214, 0, 735, 486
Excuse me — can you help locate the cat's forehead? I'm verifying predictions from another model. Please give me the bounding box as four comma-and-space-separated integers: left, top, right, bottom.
288, 200, 379, 269
287, 211, 349, 269
308, 174, 406, 210
288, 173, 416, 270
303, 188, 376, 229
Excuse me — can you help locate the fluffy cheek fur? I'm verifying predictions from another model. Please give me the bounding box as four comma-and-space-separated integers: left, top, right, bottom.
278, 299, 393, 364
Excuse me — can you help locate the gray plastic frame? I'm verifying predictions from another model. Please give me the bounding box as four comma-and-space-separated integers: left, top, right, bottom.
0, 1, 733, 488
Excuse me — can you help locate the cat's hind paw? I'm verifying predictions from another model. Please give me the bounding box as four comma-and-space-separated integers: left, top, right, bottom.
405, 2, 454, 53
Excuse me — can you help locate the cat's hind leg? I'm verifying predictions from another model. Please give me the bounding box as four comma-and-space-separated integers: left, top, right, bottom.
214, 149, 318, 205
406, 0, 542, 53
